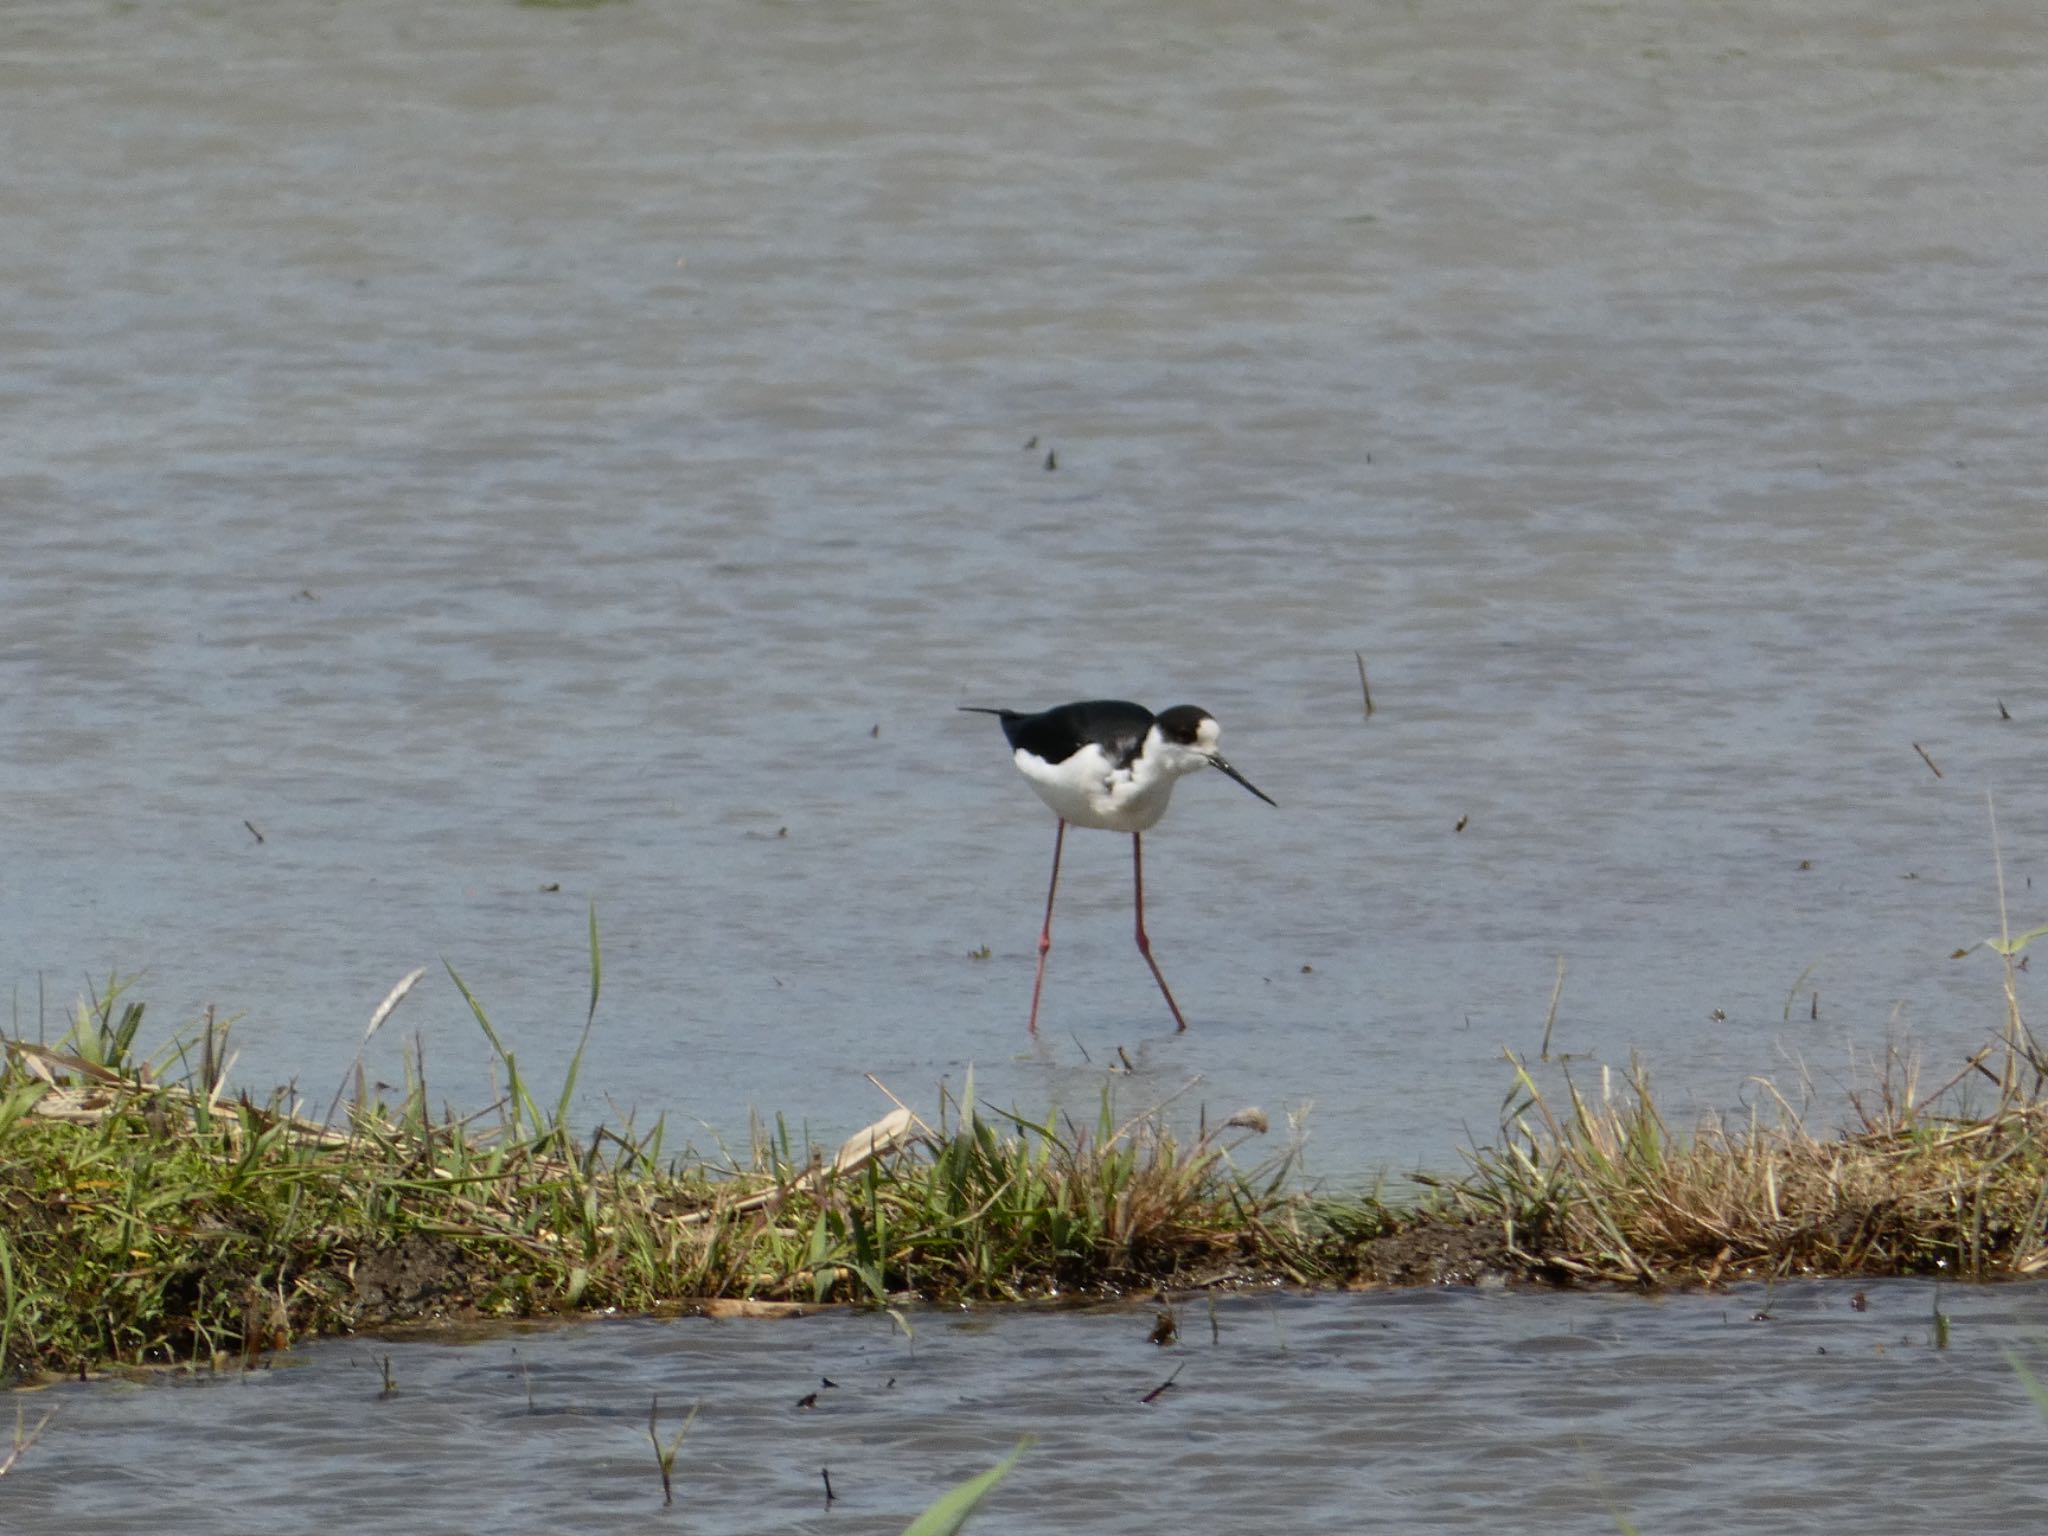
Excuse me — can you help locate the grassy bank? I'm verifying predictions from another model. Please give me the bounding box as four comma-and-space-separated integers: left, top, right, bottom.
0, 963, 1326, 1381
6, 939, 2048, 1381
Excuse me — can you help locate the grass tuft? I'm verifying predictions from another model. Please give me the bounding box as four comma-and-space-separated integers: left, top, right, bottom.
1447, 1027, 2048, 1287
0, 965, 1308, 1379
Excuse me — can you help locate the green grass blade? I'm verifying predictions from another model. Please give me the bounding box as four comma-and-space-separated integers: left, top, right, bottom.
443, 959, 531, 1138
110, 1001, 146, 1068
444, 960, 510, 1060
0, 1079, 49, 1139
899, 1441, 1029, 1536
553, 903, 604, 1136
2005, 1347, 2048, 1419
0, 1227, 19, 1372
586, 900, 603, 1031
1988, 923, 2048, 958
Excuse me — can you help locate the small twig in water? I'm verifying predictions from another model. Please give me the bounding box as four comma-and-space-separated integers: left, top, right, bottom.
822, 1468, 836, 1505
1354, 651, 1375, 718
1913, 742, 1944, 779
648, 1395, 701, 1507
513, 1347, 535, 1412
1752, 1273, 1778, 1323
1140, 1362, 1185, 1403
243, 819, 265, 845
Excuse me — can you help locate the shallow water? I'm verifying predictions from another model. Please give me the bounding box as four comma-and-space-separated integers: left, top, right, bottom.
9, 1282, 2048, 1534
7, 0, 2048, 1521
6, 0, 2048, 1180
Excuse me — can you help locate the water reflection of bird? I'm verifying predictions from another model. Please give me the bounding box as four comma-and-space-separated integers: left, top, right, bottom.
960, 699, 1275, 1034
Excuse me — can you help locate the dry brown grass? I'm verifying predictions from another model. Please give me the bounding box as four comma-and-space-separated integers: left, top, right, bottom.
1452, 1021, 2048, 1286
1430, 879, 2048, 1286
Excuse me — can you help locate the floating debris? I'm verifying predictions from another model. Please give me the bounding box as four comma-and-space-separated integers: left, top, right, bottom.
1141, 1363, 1185, 1404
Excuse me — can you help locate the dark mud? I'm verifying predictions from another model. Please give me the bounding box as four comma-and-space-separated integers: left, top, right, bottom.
1337, 1214, 1522, 1289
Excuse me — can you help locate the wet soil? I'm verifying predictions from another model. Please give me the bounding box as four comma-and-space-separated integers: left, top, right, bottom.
263, 1223, 1517, 1363
342, 1234, 501, 1325
1338, 1214, 1524, 1289
324, 1214, 1531, 1343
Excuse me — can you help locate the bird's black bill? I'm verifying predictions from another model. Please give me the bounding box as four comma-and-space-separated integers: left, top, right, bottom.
1209, 754, 1276, 806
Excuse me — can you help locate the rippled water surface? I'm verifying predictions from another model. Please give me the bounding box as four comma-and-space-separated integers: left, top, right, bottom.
6, 0, 2048, 1523
11, 1283, 2048, 1534
7, 0, 2048, 1175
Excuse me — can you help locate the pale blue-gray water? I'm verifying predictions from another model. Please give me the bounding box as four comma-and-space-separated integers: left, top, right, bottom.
5, 0, 2048, 1528
11, 1283, 2048, 1534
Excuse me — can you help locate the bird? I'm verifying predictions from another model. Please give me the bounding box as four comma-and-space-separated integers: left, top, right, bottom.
960, 699, 1275, 1034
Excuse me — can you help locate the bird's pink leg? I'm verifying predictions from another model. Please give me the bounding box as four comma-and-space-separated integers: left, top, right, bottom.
1132, 831, 1189, 1032
1026, 819, 1065, 1035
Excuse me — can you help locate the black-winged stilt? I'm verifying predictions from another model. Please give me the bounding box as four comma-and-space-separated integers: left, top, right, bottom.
961, 699, 1275, 1034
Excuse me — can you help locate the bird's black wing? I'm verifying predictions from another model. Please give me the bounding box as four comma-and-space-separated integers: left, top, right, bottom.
1003, 699, 1154, 768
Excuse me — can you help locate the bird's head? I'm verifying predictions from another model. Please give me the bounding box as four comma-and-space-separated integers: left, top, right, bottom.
1151, 705, 1276, 806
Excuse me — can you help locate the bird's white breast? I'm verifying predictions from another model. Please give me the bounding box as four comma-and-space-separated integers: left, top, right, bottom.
1013, 740, 1179, 833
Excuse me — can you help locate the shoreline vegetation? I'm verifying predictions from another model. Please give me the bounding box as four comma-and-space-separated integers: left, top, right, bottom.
6, 922, 2048, 1384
